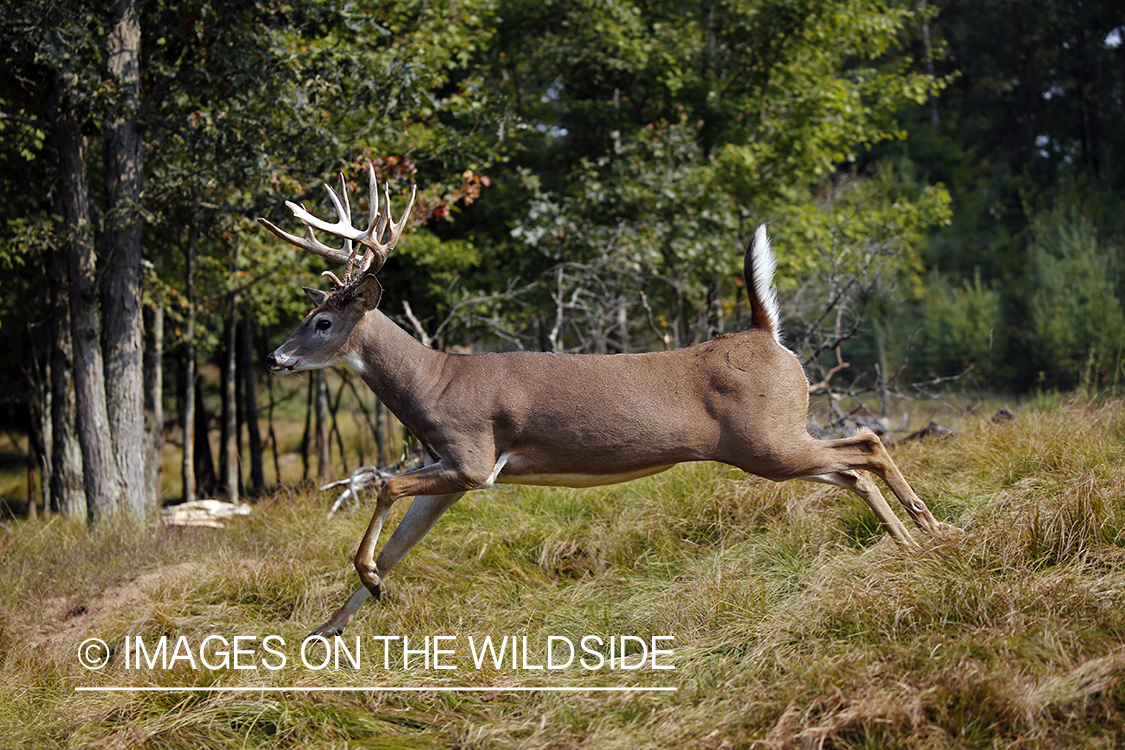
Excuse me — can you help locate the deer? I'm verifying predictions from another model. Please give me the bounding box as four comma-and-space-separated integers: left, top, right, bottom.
261, 164, 950, 638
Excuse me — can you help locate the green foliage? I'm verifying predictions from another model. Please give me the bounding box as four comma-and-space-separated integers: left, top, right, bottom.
0, 0, 1122, 422
396, 229, 483, 299
1028, 208, 1125, 386
862, 0, 1125, 391
0, 0, 963, 397
770, 163, 951, 381
511, 118, 746, 346
140, 0, 503, 335
905, 0, 1125, 274
916, 269, 1002, 380
484, 0, 955, 355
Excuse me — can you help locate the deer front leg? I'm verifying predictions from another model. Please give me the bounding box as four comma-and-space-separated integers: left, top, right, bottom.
353, 459, 489, 597
310, 586, 371, 639
309, 490, 466, 638
353, 492, 395, 598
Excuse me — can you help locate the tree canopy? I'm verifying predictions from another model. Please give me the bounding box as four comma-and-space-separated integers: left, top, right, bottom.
1, 0, 1123, 518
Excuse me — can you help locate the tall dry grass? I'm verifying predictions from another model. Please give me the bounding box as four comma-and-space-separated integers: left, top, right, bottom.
2, 399, 1125, 748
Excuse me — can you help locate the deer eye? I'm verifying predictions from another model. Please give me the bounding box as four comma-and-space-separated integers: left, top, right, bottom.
315, 318, 332, 332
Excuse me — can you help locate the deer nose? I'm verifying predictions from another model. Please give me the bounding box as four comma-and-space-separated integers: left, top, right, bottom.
266, 351, 289, 371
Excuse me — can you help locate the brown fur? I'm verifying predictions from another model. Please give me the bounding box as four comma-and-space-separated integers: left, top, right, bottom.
267, 247, 946, 638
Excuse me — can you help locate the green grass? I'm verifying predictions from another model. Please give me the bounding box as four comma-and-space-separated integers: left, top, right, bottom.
4, 399, 1125, 748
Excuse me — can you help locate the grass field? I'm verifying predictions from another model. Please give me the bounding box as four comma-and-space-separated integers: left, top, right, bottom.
3, 397, 1125, 748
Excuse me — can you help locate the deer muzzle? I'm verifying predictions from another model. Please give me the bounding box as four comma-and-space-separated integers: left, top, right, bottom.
267, 350, 297, 372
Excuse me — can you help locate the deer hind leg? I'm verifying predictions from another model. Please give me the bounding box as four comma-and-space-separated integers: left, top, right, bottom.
309, 490, 466, 639
804, 471, 917, 547
794, 429, 946, 536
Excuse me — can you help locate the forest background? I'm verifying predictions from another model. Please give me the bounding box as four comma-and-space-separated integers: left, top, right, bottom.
0, 0, 1123, 524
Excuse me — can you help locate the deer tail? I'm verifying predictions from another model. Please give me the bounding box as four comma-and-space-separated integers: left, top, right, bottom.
744, 224, 781, 345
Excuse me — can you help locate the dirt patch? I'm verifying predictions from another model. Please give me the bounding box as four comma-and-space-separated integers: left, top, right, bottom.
28, 561, 207, 653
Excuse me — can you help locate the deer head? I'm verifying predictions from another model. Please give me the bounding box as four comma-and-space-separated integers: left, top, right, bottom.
260, 163, 417, 372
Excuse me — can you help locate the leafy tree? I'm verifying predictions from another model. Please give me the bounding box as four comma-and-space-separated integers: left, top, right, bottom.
482, 0, 952, 376
102, 0, 147, 519
6, 0, 1068, 524
1028, 208, 1125, 387
0, 0, 507, 517
0, 0, 129, 522
915, 270, 1002, 383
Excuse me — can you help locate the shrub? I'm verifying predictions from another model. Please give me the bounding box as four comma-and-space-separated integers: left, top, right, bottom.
1027, 209, 1125, 387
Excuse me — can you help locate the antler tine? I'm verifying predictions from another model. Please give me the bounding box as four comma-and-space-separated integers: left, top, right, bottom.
283, 178, 368, 245
353, 162, 385, 277
259, 162, 417, 279
366, 161, 382, 235
257, 215, 352, 266
337, 173, 360, 278
389, 182, 417, 246
339, 172, 351, 222
342, 237, 357, 284
365, 180, 418, 275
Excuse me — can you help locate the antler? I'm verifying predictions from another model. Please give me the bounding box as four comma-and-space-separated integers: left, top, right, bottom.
259, 162, 418, 287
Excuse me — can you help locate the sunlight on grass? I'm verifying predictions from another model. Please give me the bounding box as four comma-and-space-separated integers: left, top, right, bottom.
3, 399, 1125, 747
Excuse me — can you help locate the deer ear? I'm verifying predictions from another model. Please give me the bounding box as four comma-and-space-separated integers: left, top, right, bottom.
351, 275, 383, 312
304, 287, 331, 307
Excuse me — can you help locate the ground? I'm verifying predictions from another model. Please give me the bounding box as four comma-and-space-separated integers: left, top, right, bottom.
3, 396, 1125, 748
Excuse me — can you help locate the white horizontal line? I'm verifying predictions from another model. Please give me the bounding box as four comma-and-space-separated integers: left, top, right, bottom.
76, 685, 676, 693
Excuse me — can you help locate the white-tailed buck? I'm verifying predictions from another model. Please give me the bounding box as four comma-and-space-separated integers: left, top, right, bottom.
262, 165, 948, 637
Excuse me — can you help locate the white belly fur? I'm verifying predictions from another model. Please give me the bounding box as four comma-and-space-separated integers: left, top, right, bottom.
495, 465, 675, 488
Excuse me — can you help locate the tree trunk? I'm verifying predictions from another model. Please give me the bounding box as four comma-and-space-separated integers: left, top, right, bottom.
181, 225, 197, 504
300, 378, 312, 481
327, 379, 348, 472
238, 317, 265, 495
194, 380, 218, 497
57, 71, 120, 525
102, 0, 147, 521
47, 234, 85, 518
267, 378, 281, 486
220, 312, 239, 504
144, 297, 164, 506
315, 369, 330, 481
26, 406, 43, 519
33, 356, 51, 517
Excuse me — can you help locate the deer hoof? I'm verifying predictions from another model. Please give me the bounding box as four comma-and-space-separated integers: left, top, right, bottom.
357, 572, 382, 600
306, 623, 344, 641
355, 562, 383, 599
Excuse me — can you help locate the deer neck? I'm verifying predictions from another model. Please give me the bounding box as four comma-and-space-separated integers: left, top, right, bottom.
343, 310, 448, 429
